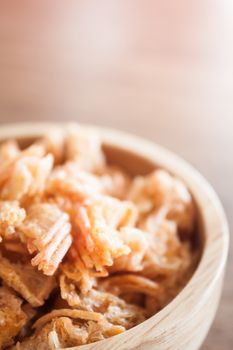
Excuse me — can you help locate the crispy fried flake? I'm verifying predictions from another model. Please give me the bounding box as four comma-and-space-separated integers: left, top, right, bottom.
0, 140, 20, 162
72, 197, 135, 271
40, 128, 66, 164
129, 169, 194, 234
61, 250, 99, 294
46, 162, 103, 202
1, 154, 53, 201
19, 203, 72, 275
103, 295, 146, 329
93, 196, 138, 229
99, 166, 131, 199
0, 254, 56, 307
0, 201, 26, 242
0, 142, 46, 188
140, 219, 193, 279
100, 274, 159, 297
66, 125, 105, 172
0, 286, 27, 349
33, 309, 103, 330
111, 227, 149, 272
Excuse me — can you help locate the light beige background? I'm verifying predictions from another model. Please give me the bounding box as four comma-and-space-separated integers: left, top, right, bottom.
0, 1, 232, 349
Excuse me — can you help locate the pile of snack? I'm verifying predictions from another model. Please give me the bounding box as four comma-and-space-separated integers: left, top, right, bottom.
0, 125, 197, 349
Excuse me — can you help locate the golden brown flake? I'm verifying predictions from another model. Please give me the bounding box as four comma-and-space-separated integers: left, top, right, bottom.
0, 254, 56, 307
0, 287, 27, 349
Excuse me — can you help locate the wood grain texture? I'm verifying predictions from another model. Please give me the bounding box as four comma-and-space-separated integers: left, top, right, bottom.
0, 1, 232, 348
0, 123, 229, 350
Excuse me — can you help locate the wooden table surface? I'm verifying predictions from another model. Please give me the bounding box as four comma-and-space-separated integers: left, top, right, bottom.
0, 1, 232, 349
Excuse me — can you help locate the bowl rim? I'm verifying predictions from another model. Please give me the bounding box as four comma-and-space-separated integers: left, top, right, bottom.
0, 122, 229, 349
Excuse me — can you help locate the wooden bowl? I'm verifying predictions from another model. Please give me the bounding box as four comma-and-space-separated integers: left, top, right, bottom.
0, 123, 229, 350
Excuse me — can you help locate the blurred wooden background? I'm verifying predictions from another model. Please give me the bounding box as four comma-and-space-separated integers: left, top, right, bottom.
0, 1, 232, 349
